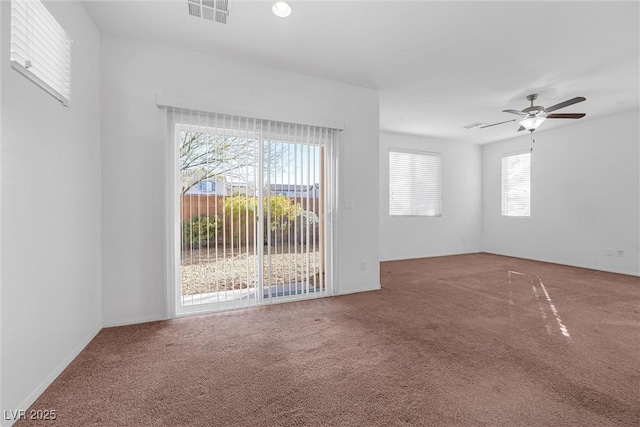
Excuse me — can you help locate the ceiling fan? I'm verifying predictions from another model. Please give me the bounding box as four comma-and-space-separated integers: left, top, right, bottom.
481, 94, 586, 132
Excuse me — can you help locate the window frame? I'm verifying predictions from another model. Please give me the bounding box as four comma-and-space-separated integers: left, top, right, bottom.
388, 148, 442, 218
199, 180, 216, 193
501, 150, 531, 218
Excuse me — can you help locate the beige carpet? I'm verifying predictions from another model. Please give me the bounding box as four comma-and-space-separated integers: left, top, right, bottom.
17, 253, 640, 426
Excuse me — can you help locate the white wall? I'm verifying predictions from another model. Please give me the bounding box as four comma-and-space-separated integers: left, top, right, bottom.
379, 131, 482, 261
101, 35, 380, 326
0, 0, 102, 422
482, 110, 640, 276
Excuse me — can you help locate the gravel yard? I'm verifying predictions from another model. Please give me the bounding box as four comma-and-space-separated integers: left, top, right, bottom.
181, 245, 322, 296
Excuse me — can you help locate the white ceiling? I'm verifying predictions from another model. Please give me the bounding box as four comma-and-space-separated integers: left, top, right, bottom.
82, 0, 639, 144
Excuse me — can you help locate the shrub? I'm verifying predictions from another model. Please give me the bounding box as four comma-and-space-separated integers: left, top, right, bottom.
264, 195, 302, 233
182, 215, 221, 248
223, 195, 257, 246
223, 194, 304, 243
223, 194, 258, 218
293, 210, 320, 243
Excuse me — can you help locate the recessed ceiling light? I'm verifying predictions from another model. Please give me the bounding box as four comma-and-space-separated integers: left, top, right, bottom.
272, 1, 292, 18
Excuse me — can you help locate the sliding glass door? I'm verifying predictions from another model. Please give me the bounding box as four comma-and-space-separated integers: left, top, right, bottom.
170, 111, 337, 314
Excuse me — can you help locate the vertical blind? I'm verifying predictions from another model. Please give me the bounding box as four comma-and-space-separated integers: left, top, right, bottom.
165, 107, 338, 314
389, 149, 442, 216
502, 152, 531, 216
10, 0, 72, 106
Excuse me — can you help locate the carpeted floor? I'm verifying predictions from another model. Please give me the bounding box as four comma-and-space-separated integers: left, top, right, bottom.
18, 253, 640, 426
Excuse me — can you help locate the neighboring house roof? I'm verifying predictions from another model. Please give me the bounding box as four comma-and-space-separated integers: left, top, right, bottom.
268, 184, 313, 192
185, 180, 320, 195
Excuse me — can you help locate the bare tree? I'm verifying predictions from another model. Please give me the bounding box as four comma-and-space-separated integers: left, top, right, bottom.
180, 131, 255, 195
180, 130, 289, 195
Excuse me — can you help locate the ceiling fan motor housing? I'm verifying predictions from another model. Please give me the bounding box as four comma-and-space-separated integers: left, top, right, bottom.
522, 105, 545, 115
523, 94, 544, 115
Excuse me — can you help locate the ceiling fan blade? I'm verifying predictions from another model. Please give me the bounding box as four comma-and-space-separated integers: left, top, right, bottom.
544, 97, 586, 113
517, 126, 526, 132
480, 119, 516, 128
502, 109, 526, 116
546, 113, 586, 119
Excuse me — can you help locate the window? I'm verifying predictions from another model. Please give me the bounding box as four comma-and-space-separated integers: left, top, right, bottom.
502, 152, 531, 217
10, 0, 72, 106
389, 149, 442, 217
199, 181, 216, 192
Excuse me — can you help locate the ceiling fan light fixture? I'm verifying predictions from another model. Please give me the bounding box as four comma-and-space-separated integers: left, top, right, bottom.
519, 116, 546, 132
272, 1, 292, 17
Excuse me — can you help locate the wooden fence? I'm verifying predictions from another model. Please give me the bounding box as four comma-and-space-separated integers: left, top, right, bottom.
180, 194, 321, 247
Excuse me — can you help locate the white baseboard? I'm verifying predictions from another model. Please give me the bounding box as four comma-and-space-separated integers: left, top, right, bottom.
380, 251, 481, 263
482, 251, 640, 277
102, 313, 166, 328
337, 283, 381, 296
2, 326, 101, 427
381, 251, 639, 277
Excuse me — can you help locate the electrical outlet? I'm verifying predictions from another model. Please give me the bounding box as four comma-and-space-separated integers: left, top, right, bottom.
617, 249, 625, 257
360, 261, 367, 271
345, 200, 353, 210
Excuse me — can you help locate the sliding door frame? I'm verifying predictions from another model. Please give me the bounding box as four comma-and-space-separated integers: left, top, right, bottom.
163, 109, 339, 319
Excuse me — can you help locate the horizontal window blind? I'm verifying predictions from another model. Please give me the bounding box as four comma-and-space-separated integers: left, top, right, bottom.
10, 0, 72, 106
502, 152, 531, 216
389, 149, 442, 217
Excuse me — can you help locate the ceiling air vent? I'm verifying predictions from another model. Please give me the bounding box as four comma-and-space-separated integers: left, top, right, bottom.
188, 0, 229, 24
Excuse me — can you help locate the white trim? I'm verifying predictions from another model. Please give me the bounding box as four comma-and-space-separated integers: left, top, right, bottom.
483, 251, 640, 277
380, 251, 482, 263
165, 110, 178, 320
155, 95, 345, 131
102, 313, 166, 328
336, 284, 381, 296
380, 252, 640, 278
329, 132, 339, 296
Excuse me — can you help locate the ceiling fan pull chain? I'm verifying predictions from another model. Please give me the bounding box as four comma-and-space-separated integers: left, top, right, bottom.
530, 133, 535, 152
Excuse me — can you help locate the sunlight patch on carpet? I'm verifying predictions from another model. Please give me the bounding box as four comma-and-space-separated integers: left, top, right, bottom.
508, 270, 572, 342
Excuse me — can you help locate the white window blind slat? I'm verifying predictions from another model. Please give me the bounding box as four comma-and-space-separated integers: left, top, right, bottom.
389, 149, 442, 217
11, 0, 72, 90
502, 152, 531, 217
10, 0, 72, 106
